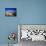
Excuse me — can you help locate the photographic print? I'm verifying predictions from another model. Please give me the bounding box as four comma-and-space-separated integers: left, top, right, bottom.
5, 8, 17, 16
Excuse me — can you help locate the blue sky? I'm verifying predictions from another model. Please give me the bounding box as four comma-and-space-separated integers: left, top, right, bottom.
5, 8, 17, 12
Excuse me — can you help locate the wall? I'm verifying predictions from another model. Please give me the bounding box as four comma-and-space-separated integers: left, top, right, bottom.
0, 0, 46, 44
20, 0, 46, 24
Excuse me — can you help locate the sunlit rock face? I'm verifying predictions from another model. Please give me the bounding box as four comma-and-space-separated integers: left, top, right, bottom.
5, 12, 13, 16
5, 8, 17, 16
